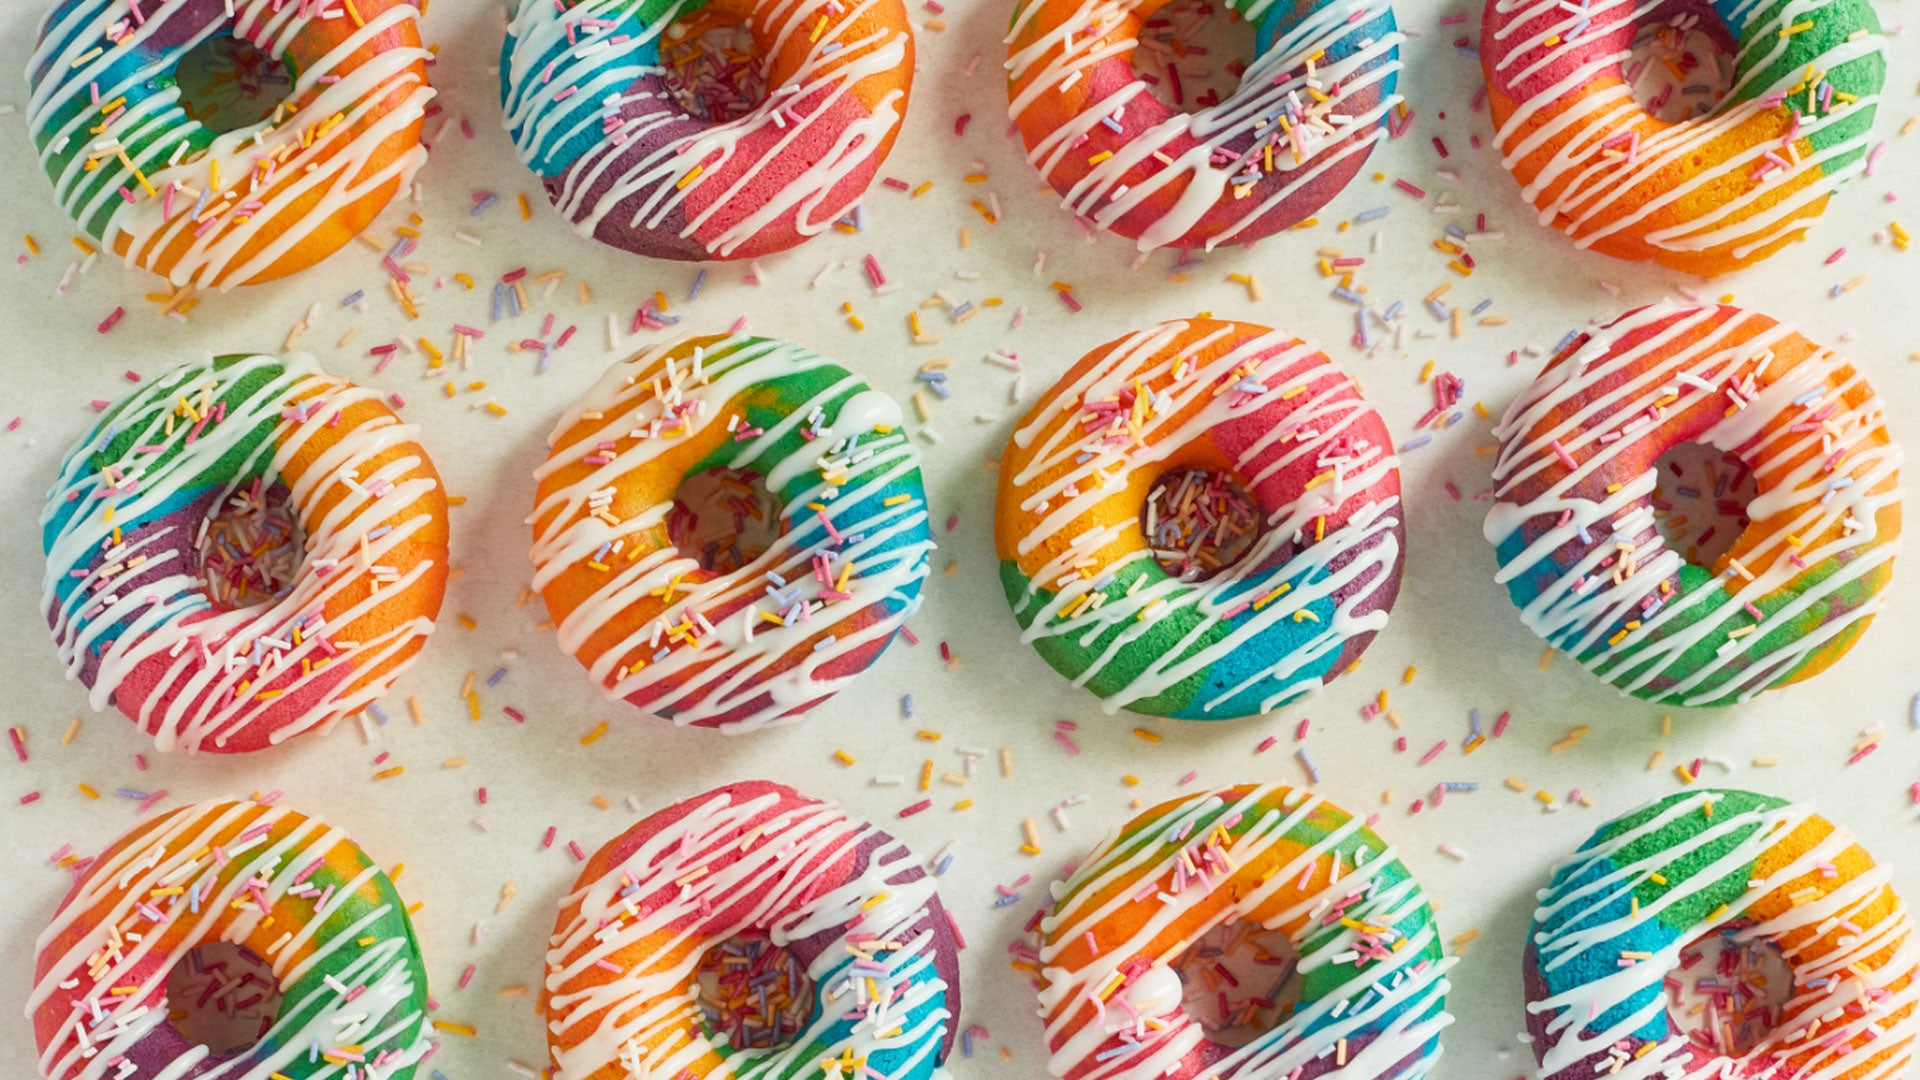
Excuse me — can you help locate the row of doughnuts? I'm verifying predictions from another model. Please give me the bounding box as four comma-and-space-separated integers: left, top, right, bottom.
39, 304, 1901, 755
24, 0, 1887, 288
29, 780, 1919, 1080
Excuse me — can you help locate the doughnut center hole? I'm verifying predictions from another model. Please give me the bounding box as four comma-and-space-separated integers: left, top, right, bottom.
695, 930, 817, 1051
1625, 9, 1736, 123
164, 942, 282, 1057
1174, 921, 1304, 1047
1650, 441, 1756, 570
1131, 0, 1257, 111
1662, 926, 1794, 1056
174, 34, 290, 135
668, 466, 783, 575
659, 13, 769, 122
1144, 466, 1261, 581
196, 480, 305, 612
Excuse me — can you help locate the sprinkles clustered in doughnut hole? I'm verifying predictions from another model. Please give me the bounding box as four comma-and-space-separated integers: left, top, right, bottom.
659, 12, 770, 123
194, 478, 305, 610
1130, 0, 1255, 110
1143, 466, 1260, 581
1662, 922, 1795, 1057
1622, 9, 1736, 123
1171, 921, 1304, 1047
695, 929, 819, 1050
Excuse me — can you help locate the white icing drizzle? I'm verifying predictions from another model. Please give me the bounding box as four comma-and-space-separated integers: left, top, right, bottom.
529, 334, 931, 733
1036, 785, 1454, 1079
1486, 302, 1901, 705
1003, 320, 1401, 715
501, 0, 910, 258
546, 785, 955, 1079
1005, 0, 1402, 251
29, 799, 429, 1080
1528, 791, 1920, 1079
41, 353, 446, 753
1485, 0, 1883, 266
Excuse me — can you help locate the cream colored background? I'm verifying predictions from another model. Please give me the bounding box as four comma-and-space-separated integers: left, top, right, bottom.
1, 0, 1918, 1076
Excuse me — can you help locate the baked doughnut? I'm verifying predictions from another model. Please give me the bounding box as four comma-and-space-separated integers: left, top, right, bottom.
1006, 0, 1402, 250
996, 318, 1402, 719
26, 0, 435, 289
29, 798, 431, 1080
501, 0, 913, 261
1526, 789, 1919, 1078
41, 352, 450, 753
531, 333, 932, 732
1035, 783, 1454, 1079
1487, 302, 1901, 706
545, 780, 962, 1080
1481, 0, 1885, 274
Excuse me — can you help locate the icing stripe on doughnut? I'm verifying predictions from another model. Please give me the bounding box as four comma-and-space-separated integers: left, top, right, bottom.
1528, 790, 1920, 1079
547, 786, 954, 1079
27, 0, 434, 289
1038, 785, 1453, 1079
29, 799, 430, 1080
42, 353, 446, 752
502, 0, 909, 258
1486, 0, 1883, 265
1006, 0, 1402, 251
1004, 321, 1401, 715
1486, 302, 1900, 705
529, 334, 931, 731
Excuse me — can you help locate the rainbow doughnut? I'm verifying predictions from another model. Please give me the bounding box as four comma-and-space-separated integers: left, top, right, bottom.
530, 333, 932, 732
995, 319, 1403, 719
1034, 784, 1454, 1079
1487, 302, 1901, 707
1481, 0, 1885, 275
29, 798, 431, 1080
1525, 789, 1919, 1078
544, 780, 962, 1080
501, 0, 913, 262
27, 0, 434, 289
41, 352, 450, 754
1006, 0, 1401, 251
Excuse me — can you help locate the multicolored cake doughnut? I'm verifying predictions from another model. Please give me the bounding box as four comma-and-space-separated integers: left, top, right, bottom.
1033, 784, 1454, 1079
544, 780, 962, 1080
501, 0, 914, 261
1006, 0, 1402, 251
530, 333, 932, 732
30, 798, 432, 1080
27, 0, 435, 289
996, 319, 1403, 719
1525, 789, 1919, 1079
1482, 0, 1885, 274
42, 352, 451, 753
1487, 302, 1901, 707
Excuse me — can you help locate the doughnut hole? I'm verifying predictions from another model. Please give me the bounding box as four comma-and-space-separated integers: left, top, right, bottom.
1172, 921, 1304, 1047
1143, 466, 1260, 581
1650, 441, 1756, 571
1130, 0, 1257, 111
196, 481, 305, 612
1623, 5, 1736, 123
660, 11, 770, 123
695, 930, 818, 1050
164, 941, 282, 1056
175, 34, 290, 134
1661, 925, 1794, 1056
668, 466, 783, 575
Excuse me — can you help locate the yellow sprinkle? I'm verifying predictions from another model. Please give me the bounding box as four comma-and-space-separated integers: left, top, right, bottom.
580, 721, 608, 746
676, 165, 704, 190
518, 194, 532, 220
79, 784, 100, 800
833, 749, 856, 766
432, 1021, 477, 1037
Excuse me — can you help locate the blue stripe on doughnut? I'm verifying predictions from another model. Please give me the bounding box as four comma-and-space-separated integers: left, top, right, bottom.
1250, 0, 1400, 104
501, 0, 699, 179
1180, 570, 1344, 720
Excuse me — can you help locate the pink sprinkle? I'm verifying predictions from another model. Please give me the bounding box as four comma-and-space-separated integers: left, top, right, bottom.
1255, 735, 1278, 753
542, 826, 557, 849
1493, 711, 1512, 738
899, 799, 932, 818
97, 307, 125, 334
1394, 179, 1426, 199
1052, 730, 1081, 756
1550, 440, 1578, 470
1418, 740, 1447, 766
1294, 718, 1311, 741
864, 253, 886, 287
458, 964, 476, 990
567, 840, 586, 861
1847, 743, 1879, 766
1177, 770, 1199, 785
19, 792, 40, 805
1825, 247, 1848, 265
1058, 289, 1082, 313
954, 113, 971, 136
503, 706, 527, 724
7, 728, 25, 762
